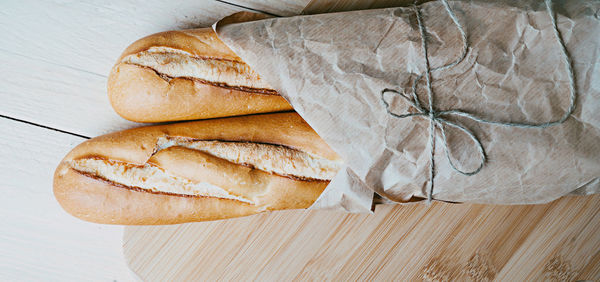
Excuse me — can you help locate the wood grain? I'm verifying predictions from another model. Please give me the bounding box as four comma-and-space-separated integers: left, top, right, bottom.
124, 195, 600, 281
0, 118, 133, 281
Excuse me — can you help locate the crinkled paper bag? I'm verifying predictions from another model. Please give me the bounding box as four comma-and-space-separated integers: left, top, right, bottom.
214, 0, 600, 211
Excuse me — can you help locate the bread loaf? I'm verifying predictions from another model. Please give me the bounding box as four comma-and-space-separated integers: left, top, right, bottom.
53, 113, 342, 224
107, 28, 293, 122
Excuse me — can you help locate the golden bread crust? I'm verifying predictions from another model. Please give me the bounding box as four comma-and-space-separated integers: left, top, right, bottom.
108, 28, 292, 122
53, 113, 339, 225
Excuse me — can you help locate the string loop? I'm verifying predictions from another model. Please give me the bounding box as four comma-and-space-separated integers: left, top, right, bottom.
381, 0, 576, 202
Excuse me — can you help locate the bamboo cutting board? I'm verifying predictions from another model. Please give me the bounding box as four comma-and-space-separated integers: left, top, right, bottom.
124, 195, 600, 280
122, 1, 599, 280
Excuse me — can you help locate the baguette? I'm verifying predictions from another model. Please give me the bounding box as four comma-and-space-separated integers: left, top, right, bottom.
53, 113, 342, 225
107, 28, 293, 123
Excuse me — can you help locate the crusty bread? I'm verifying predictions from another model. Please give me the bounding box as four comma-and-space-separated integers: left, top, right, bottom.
53, 113, 342, 225
107, 28, 293, 123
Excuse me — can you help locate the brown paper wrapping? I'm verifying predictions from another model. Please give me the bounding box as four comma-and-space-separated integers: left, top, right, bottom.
214, 0, 600, 211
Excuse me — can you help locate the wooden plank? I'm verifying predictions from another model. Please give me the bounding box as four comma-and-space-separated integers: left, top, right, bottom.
124, 195, 600, 280
221, 0, 310, 16
302, 0, 414, 14
0, 0, 262, 137
0, 119, 133, 281
222, 0, 414, 16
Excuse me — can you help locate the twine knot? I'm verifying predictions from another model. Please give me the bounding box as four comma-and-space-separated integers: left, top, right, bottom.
381, 87, 486, 175
381, 0, 576, 203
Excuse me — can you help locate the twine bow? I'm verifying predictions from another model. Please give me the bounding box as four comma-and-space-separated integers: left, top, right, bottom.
381, 0, 577, 202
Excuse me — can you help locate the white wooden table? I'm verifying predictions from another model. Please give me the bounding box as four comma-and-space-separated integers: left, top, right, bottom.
0, 0, 403, 280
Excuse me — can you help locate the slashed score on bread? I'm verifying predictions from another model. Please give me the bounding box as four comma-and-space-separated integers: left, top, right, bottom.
108, 28, 293, 123
53, 113, 343, 225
